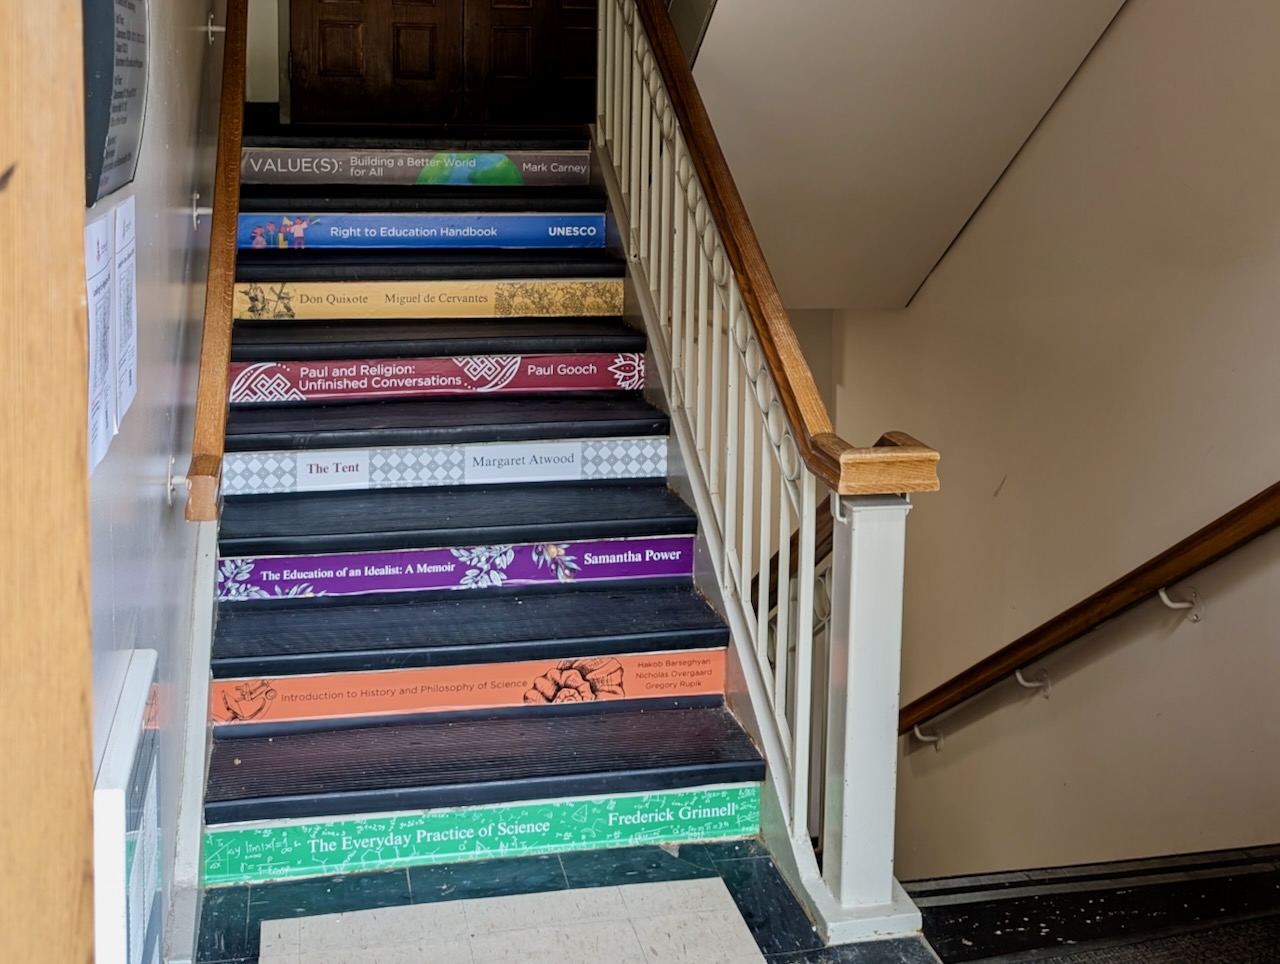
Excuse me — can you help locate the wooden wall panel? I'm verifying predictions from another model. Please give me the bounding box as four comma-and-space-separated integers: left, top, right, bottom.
0, 1, 96, 961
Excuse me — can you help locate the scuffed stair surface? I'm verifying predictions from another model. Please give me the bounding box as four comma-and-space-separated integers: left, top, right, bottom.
204, 705, 764, 823
218, 481, 696, 556
236, 248, 624, 282
224, 394, 668, 450
240, 185, 604, 213
232, 317, 646, 361
212, 584, 729, 676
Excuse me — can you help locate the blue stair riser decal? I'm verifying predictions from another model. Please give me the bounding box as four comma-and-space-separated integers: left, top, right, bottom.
204, 783, 762, 885
240, 148, 592, 187
228, 352, 644, 403
218, 535, 696, 600
222, 438, 668, 496
237, 213, 606, 250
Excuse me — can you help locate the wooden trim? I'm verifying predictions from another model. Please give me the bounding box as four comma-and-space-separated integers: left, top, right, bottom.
899, 480, 1280, 734
632, 0, 939, 496
185, 0, 248, 522
0, 1, 96, 958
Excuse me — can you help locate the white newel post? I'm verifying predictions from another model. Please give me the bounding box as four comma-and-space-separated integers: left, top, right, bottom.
822, 493, 912, 910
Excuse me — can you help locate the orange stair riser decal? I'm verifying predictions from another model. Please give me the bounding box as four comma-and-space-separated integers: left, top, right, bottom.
211, 650, 725, 726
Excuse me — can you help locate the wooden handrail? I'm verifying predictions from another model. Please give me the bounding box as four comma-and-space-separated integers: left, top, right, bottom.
749, 432, 936, 612
899, 479, 1280, 734
185, 0, 248, 522
632, 0, 939, 497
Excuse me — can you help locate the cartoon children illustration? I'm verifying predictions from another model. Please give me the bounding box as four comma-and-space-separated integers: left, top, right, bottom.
278, 216, 292, 248
289, 216, 311, 249
265, 221, 277, 247
250, 226, 267, 249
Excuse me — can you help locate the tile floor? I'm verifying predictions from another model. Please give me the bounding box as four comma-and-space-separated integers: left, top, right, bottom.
257, 878, 766, 963
196, 841, 940, 964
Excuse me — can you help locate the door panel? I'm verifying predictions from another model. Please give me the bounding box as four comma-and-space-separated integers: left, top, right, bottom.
292, 0, 465, 124
291, 0, 597, 127
465, 0, 597, 126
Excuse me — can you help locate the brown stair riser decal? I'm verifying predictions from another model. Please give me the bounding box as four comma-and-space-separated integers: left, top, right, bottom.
210, 650, 725, 726
240, 149, 592, 187
229, 352, 644, 403
234, 280, 624, 321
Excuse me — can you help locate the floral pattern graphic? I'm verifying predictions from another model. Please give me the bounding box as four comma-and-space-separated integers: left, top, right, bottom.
524, 658, 626, 704
532, 543, 580, 583
451, 544, 515, 588
609, 353, 646, 390
218, 558, 318, 600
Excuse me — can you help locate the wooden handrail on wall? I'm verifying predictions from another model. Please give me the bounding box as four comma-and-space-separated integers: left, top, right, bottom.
899, 479, 1280, 735
633, 0, 939, 498
185, 0, 248, 522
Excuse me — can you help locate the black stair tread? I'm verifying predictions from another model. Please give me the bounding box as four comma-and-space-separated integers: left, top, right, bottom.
225, 394, 668, 450
240, 185, 603, 213
236, 248, 624, 283
242, 109, 590, 150
231, 317, 646, 361
204, 705, 763, 822
211, 585, 728, 676
218, 482, 696, 556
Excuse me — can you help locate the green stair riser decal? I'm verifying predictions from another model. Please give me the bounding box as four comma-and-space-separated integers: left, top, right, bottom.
204, 783, 761, 886
234, 280, 624, 321
240, 149, 591, 187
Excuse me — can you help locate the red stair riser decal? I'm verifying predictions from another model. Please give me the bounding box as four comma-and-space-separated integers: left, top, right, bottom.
210, 650, 725, 726
228, 353, 645, 403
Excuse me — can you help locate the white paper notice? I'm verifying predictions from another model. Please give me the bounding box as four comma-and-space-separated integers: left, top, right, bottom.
85, 213, 115, 471
464, 441, 583, 484
114, 196, 139, 423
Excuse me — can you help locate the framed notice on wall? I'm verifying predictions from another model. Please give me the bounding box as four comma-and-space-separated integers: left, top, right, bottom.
83, 0, 149, 204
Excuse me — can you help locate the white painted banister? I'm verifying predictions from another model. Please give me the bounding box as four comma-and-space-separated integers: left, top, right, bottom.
595, 0, 933, 943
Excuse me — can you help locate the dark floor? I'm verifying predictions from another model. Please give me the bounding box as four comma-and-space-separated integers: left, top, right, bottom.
196, 841, 939, 963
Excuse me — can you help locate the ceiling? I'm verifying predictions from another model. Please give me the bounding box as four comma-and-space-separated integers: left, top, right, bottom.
692, 0, 1126, 309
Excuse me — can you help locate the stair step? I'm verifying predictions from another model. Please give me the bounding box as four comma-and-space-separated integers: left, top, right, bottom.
204, 781, 761, 885
212, 584, 728, 677
224, 394, 668, 450
228, 352, 645, 404
217, 533, 696, 600
242, 146, 592, 187
241, 108, 590, 149
210, 652, 726, 732
231, 317, 644, 361
239, 185, 604, 212
237, 211, 607, 251
204, 705, 764, 823
236, 248, 623, 282
218, 482, 695, 557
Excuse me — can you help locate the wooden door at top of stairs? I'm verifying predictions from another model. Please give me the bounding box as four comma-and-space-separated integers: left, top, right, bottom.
289, 0, 597, 127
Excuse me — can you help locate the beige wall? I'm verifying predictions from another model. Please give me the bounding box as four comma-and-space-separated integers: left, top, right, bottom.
86, 0, 222, 952
694, 0, 1122, 310
832, 0, 1280, 879
246, 0, 281, 102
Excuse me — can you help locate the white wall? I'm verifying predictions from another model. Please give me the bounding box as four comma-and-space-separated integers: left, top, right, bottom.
694, 0, 1123, 310
832, 0, 1280, 879
86, 0, 222, 952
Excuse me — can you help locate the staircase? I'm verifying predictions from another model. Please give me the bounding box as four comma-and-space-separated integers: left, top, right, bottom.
201, 122, 766, 886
